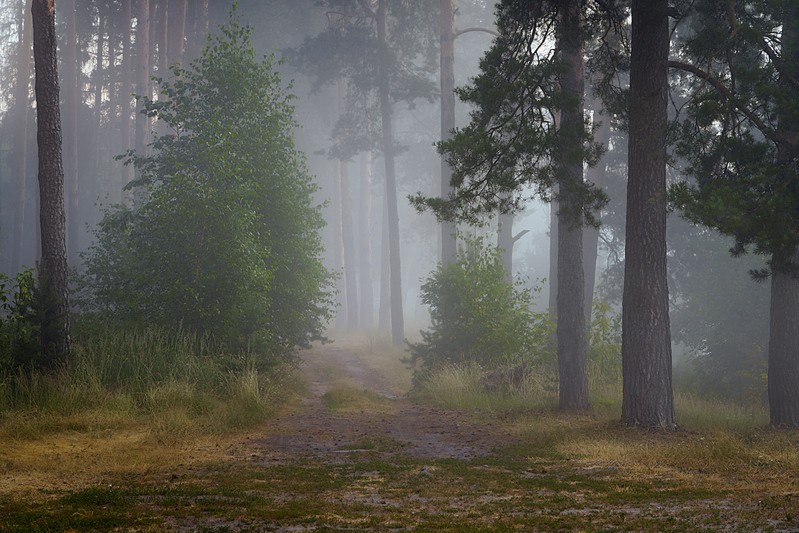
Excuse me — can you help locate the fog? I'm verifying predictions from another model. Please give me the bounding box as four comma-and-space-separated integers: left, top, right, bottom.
0, 0, 774, 404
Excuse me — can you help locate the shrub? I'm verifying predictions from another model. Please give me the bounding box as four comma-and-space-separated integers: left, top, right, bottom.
408, 238, 554, 379
0, 269, 44, 375
80, 12, 334, 362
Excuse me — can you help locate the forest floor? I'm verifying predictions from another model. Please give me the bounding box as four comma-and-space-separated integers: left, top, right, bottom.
2, 338, 799, 531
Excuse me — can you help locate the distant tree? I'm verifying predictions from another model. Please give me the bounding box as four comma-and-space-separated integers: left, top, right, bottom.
670, 1, 799, 427
83, 14, 334, 361
412, 0, 616, 411
32, 0, 71, 363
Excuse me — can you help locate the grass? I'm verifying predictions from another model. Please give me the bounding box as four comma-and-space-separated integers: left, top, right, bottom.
2, 333, 798, 531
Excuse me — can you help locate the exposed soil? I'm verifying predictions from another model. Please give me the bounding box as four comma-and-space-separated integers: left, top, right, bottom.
250, 346, 516, 464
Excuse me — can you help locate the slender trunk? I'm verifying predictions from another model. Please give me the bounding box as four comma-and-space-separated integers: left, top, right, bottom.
377, 0, 404, 346
582, 102, 611, 331
169, 0, 187, 64
134, 0, 151, 208
158, 0, 168, 76
92, 12, 104, 212
32, 0, 71, 363
498, 208, 514, 283
62, 0, 79, 262
332, 160, 345, 330
548, 191, 558, 313
359, 151, 374, 330
439, 0, 457, 266
340, 158, 359, 330
555, 1, 589, 411
767, 3, 799, 428
378, 198, 390, 333
12, 0, 33, 273
621, 0, 675, 429
118, 0, 133, 203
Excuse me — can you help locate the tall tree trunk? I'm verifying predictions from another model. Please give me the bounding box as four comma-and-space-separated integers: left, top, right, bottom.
118, 0, 133, 203
134, 0, 151, 208
439, 0, 457, 266
498, 207, 514, 283
621, 0, 675, 429
92, 11, 104, 212
548, 192, 558, 314
62, 0, 79, 262
169, 0, 187, 64
340, 158, 359, 330
582, 101, 612, 331
555, 1, 589, 411
767, 2, 799, 428
377, 0, 404, 346
359, 151, 374, 330
32, 0, 71, 363
378, 198, 390, 333
12, 0, 33, 273
158, 0, 169, 76
331, 159, 345, 330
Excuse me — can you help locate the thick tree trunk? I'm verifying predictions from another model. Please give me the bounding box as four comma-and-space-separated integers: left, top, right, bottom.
12, 0, 33, 273
768, 258, 799, 427
377, 0, 404, 346
32, 0, 71, 363
768, 3, 799, 428
134, 0, 150, 207
554, 1, 589, 411
62, 0, 79, 261
621, 0, 675, 429
359, 151, 374, 330
439, 0, 457, 266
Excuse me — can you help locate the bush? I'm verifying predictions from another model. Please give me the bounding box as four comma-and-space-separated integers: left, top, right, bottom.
0, 269, 44, 375
408, 238, 554, 379
81, 13, 334, 362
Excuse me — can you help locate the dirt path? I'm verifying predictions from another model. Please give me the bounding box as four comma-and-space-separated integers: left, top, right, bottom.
251, 345, 515, 464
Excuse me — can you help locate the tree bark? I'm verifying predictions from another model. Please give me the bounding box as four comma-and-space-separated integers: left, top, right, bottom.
359, 151, 374, 330
12, 0, 33, 273
378, 195, 390, 333
767, 2, 799, 428
340, 158, 359, 330
157, 0, 169, 76
554, 0, 589, 411
169, 0, 187, 64
61, 0, 79, 261
133, 0, 150, 207
621, 0, 675, 429
439, 0, 457, 266
377, 0, 404, 346
117, 0, 133, 203
32, 0, 71, 364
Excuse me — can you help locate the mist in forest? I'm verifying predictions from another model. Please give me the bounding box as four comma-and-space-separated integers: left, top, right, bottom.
0, 0, 776, 407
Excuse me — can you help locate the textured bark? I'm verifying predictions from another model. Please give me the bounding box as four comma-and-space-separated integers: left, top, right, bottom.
377, 0, 404, 346
12, 0, 33, 273
621, 0, 675, 429
61, 0, 79, 260
359, 152, 374, 330
768, 3, 799, 428
32, 0, 71, 363
554, 0, 588, 411
133, 0, 150, 207
439, 0, 457, 266
769, 261, 799, 427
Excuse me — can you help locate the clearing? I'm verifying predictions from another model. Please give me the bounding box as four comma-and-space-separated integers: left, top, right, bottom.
1, 339, 798, 531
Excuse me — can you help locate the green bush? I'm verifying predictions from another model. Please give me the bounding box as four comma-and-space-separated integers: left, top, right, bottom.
81, 13, 334, 362
408, 238, 554, 379
0, 269, 44, 375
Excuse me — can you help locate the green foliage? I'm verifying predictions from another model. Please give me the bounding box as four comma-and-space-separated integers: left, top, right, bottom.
408, 238, 554, 378
0, 269, 44, 375
670, 1, 799, 272
81, 12, 334, 361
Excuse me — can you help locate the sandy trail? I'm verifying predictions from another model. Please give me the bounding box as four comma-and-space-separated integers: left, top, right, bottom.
251, 345, 515, 463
